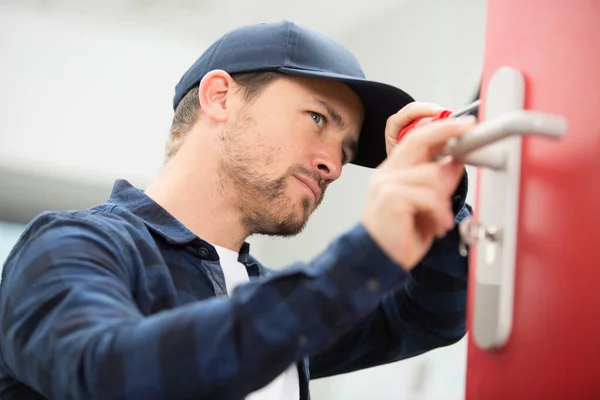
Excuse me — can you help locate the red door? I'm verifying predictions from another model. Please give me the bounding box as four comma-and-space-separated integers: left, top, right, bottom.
465, 1, 600, 398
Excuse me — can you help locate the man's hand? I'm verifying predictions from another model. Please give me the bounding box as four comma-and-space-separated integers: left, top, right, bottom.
384, 102, 450, 156
362, 113, 476, 271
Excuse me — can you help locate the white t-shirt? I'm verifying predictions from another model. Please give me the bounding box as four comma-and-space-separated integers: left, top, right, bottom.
213, 244, 300, 400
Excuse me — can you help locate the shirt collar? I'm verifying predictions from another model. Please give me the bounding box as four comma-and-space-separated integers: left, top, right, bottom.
105, 179, 252, 262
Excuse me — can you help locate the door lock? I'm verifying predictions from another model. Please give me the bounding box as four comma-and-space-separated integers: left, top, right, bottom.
458, 217, 501, 258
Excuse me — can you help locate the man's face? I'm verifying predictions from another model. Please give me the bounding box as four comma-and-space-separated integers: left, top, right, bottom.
218, 75, 364, 237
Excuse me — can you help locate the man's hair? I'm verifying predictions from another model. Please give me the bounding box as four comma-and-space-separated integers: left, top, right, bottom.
165, 71, 282, 162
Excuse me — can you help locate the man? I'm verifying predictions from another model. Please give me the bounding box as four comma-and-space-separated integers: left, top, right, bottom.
0, 20, 474, 399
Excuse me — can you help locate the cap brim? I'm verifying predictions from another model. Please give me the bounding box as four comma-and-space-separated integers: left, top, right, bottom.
277, 67, 414, 169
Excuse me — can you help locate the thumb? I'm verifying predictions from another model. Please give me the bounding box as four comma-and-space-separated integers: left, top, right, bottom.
388, 116, 477, 169
385, 102, 448, 142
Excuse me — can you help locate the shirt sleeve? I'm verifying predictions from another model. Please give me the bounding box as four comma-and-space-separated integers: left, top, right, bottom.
0, 212, 408, 400
309, 203, 472, 379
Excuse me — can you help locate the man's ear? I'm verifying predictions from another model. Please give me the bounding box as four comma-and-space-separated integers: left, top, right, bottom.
197, 69, 235, 123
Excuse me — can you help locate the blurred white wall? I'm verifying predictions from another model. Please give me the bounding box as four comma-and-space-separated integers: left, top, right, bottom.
0, 1, 487, 398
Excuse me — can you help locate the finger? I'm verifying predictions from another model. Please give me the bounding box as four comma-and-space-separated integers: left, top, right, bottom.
386, 164, 460, 229
379, 162, 464, 198
437, 157, 467, 195
386, 163, 446, 189
385, 102, 449, 142
416, 211, 449, 241
389, 116, 477, 168
394, 185, 455, 234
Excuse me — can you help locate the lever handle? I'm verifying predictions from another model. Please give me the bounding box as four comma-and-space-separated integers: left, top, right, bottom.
442, 110, 568, 170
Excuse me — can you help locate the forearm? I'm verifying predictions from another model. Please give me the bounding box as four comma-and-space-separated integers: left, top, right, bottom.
382, 204, 470, 345
0, 223, 408, 400
310, 264, 467, 379
310, 204, 471, 378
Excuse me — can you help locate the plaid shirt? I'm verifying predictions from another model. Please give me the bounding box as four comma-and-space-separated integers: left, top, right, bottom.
0, 179, 471, 399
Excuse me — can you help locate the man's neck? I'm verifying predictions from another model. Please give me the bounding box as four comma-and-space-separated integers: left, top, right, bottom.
144, 150, 249, 253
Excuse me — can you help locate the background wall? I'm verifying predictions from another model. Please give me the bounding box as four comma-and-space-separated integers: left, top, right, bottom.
0, 1, 488, 398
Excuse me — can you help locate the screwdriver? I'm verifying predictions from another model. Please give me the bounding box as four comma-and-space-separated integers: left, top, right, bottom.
449, 99, 481, 118
397, 99, 481, 141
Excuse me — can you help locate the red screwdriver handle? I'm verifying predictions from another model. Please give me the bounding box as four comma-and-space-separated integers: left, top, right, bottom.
397, 110, 453, 141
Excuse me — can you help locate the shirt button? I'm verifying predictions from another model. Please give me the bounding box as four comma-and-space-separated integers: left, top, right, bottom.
297, 334, 308, 347
197, 247, 210, 258
366, 279, 380, 292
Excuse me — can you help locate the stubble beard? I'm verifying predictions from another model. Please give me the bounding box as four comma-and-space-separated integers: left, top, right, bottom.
217, 116, 324, 238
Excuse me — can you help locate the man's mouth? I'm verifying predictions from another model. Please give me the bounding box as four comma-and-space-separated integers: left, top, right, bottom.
293, 174, 321, 201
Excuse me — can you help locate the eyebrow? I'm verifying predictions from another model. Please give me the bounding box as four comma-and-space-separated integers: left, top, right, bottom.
313, 98, 346, 128
312, 97, 358, 162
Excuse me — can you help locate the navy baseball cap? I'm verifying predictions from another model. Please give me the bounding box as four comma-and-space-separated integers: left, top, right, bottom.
173, 20, 415, 169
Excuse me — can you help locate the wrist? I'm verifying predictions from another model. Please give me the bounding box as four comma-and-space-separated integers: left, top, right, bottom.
359, 219, 414, 272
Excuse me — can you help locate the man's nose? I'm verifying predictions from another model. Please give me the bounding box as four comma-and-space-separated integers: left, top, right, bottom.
311, 149, 342, 184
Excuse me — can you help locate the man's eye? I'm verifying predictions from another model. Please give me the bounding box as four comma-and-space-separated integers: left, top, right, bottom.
309, 112, 325, 126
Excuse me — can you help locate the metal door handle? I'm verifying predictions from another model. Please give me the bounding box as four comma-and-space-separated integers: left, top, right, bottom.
454, 67, 568, 351
443, 110, 567, 170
